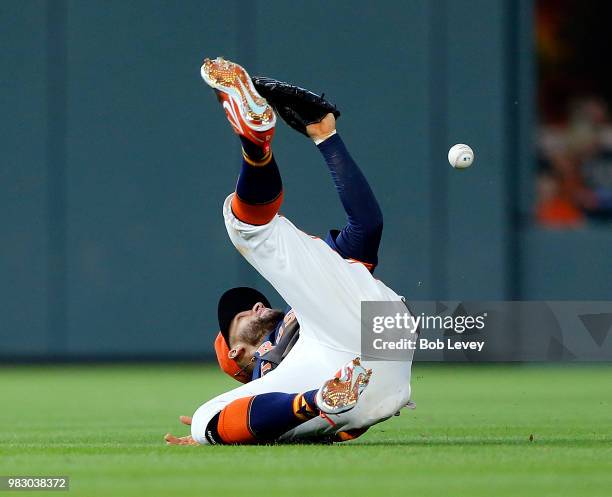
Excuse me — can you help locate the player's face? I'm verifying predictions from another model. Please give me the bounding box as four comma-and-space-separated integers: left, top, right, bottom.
228, 302, 283, 368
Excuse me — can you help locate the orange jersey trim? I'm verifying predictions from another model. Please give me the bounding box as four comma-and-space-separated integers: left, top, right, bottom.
307, 234, 376, 272
217, 396, 256, 444
231, 191, 283, 226
335, 427, 369, 442
347, 257, 375, 272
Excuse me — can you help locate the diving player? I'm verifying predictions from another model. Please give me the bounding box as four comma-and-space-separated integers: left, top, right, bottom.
164, 57, 415, 446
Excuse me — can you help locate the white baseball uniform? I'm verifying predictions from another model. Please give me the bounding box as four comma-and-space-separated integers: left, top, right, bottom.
190, 194, 415, 444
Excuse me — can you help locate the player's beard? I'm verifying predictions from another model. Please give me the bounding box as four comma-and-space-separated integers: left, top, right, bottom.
244, 309, 284, 346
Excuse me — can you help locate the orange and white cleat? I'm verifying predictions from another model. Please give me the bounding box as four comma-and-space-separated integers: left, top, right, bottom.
316, 357, 372, 415
201, 57, 276, 152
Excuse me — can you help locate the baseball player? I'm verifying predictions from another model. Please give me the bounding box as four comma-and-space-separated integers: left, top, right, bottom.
164, 57, 415, 446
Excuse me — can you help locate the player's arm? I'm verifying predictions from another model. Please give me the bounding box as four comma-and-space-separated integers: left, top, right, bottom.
251, 79, 383, 270
311, 115, 383, 271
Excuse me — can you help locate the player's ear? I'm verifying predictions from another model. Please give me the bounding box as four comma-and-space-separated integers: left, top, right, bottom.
228, 347, 244, 360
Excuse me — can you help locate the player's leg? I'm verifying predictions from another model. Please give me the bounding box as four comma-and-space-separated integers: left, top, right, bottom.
203, 390, 320, 444
190, 342, 370, 445
278, 349, 414, 443
190, 338, 325, 444
201, 57, 283, 226
189, 334, 411, 445
208, 358, 371, 445
232, 144, 284, 226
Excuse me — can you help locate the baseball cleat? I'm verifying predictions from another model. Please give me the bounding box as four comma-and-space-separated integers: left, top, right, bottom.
201, 57, 276, 151
316, 357, 372, 415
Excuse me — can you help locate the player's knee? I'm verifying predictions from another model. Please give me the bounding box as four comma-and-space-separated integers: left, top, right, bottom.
215, 396, 256, 444
190, 400, 225, 444
191, 396, 257, 445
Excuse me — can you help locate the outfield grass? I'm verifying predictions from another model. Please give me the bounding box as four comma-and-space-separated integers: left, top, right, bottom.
1, 363, 611, 497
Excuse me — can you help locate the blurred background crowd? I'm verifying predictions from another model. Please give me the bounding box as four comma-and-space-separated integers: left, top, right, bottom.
535, 0, 612, 227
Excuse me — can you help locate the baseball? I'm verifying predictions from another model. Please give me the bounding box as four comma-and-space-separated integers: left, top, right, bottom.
448, 144, 474, 169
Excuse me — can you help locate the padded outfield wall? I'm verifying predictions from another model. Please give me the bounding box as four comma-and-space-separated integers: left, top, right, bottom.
1, 0, 610, 361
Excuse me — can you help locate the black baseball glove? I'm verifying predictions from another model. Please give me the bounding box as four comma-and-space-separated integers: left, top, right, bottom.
251, 77, 341, 136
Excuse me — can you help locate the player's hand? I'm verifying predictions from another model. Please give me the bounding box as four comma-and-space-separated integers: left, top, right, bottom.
164, 415, 197, 445
164, 433, 198, 446
306, 113, 336, 142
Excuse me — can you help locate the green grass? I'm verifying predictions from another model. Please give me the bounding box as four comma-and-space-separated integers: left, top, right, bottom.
1, 364, 611, 497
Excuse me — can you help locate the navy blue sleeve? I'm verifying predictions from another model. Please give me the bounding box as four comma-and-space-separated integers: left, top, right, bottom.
317, 133, 383, 268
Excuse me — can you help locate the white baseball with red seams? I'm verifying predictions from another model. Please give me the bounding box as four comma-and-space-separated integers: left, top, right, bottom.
448, 143, 474, 169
